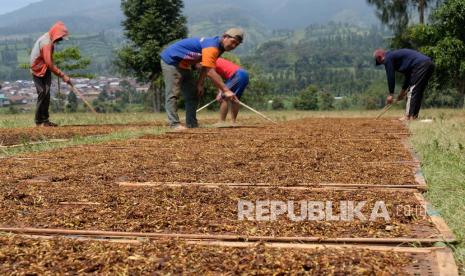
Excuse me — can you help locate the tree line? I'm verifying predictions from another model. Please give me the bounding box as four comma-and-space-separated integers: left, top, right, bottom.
115, 0, 465, 111
3, 0, 464, 113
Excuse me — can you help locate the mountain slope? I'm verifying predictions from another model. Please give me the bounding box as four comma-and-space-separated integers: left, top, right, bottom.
185, 0, 376, 29
0, 0, 377, 36
0, 0, 122, 35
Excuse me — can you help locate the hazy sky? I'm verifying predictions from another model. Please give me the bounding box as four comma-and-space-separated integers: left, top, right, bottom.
0, 0, 40, 15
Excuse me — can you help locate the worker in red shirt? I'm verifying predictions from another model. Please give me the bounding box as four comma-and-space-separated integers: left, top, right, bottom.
30, 21, 72, 127
214, 58, 249, 125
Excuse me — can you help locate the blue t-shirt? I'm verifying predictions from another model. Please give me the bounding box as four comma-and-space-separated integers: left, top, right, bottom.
384, 49, 431, 93
160, 37, 224, 69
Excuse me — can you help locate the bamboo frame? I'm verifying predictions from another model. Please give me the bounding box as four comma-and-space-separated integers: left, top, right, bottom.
191, 241, 458, 276
434, 247, 460, 276
163, 132, 221, 135
188, 240, 442, 252
117, 181, 425, 191
414, 193, 456, 242
126, 160, 420, 165
320, 182, 427, 191
59, 202, 101, 206
8, 234, 142, 244
22, 178, 51, 184
3, 233, 457, 275
0, 227, 455, 245
159, 132, 411, 137
0, 157, 51, 161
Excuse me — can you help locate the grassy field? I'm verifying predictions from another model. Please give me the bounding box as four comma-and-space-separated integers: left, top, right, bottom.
408, 109, 465, 273
0, 108, 463, 271
0, 109, 410, 129
0, 112, 166, 128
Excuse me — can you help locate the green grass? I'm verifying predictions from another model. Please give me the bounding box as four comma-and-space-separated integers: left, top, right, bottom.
0, 127, 166, 157
0, 112, 167, 128
0, 109, 408, 129
408, 109, 465, 273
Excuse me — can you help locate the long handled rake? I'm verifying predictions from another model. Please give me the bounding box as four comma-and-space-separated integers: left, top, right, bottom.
376, 99, 400, 119
68, 84, 98, 114
196, 99, 216, 113
196, 96, 277, 124
376, 104, 394, 119
237, 100, 277, 124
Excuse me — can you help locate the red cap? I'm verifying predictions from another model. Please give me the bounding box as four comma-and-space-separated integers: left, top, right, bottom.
373, 49, 385, 65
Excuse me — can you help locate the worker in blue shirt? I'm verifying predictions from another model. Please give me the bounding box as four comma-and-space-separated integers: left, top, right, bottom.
374, 48, 435, 120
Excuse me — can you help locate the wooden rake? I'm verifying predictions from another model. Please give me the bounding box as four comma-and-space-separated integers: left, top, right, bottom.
196, 97, 277, 124
376, 100, 398, 119
196, 99, 216, 113
237, 100, 277, 124
68, 84, 98, 114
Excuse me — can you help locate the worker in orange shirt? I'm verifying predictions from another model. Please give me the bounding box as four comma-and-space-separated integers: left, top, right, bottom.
160, 28, 244, 130
30, 21, 73, 127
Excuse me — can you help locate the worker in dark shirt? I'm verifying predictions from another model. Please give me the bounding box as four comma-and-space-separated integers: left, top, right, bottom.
374, 48, 435, 120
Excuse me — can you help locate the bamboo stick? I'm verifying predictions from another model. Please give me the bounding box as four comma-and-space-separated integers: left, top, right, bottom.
69, 85, 98, 114
0, 227, 454, 244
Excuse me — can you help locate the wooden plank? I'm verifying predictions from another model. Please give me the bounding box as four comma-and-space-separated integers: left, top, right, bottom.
188, 240, 435, 253
361, 160, 419, 165
320, 183, 426, 191
7, 234, 455, 260
117, 181, 423, 192
0, 227, 454, 244
163, 132, 221, 135
5, 234, 456, 274
430, 216, 457, 241
59, 202, 101, 206
0, 157, 51, 161
158, 136, 409, 141
338, 138, 403, 141
10, 234, 142, 244
212, 126, 266, 129
121, 160, 421, 165
117, 181, 282, 188
414, 193, 456, 242
377, 132, 410, 135
434, 247, 459, 276
2, 232, 446, 255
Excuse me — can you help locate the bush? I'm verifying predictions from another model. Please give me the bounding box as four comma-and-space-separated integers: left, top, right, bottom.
271, 98, 285, 110
294, 85, 319, 110
7, 105, 20, 114
317, 91, 334, 110
334, 97, 352, 110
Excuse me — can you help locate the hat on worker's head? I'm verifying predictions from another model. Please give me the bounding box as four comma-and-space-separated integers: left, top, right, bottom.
224, 28, 245, 43
373, 49, 386, 66
49, 21, 69, 42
